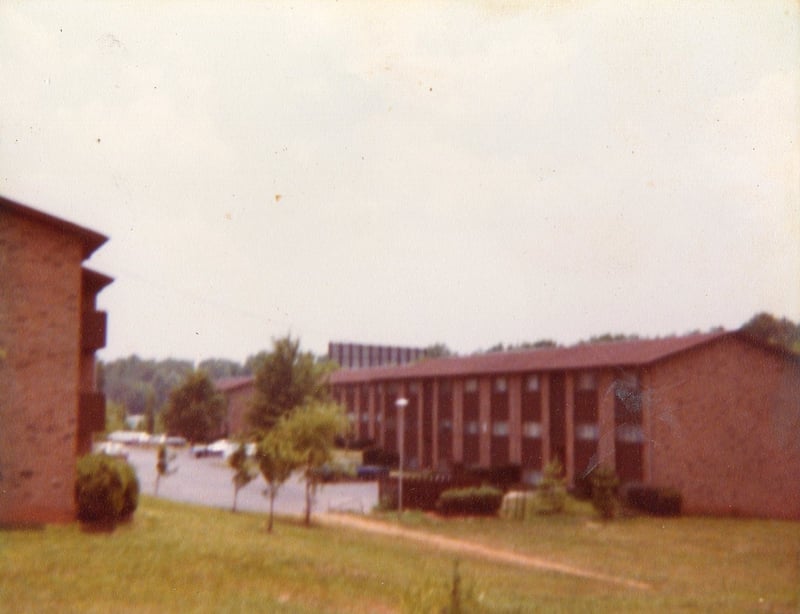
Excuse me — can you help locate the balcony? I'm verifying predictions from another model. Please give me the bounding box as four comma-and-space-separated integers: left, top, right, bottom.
78, 392, 106, 436
81, 310, 107, 352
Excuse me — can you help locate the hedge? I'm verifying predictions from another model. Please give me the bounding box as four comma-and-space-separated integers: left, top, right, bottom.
623, 483, 682, 516
436, 486, 504, 516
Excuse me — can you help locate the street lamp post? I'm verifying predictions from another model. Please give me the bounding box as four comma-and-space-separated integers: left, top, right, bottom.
395, 397, 408, 516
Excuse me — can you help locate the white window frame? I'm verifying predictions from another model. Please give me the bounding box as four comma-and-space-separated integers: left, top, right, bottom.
523, 421, 542, 438
492, 421, 509, 437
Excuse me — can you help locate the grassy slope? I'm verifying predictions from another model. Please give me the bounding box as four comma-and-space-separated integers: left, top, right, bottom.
1, 497, 798, 613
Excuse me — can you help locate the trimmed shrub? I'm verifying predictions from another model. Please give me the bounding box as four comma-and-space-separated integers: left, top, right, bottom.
623, 483, 682, 516
75, 454, 139, 524
436, 486, 503, 516
590, 465, 619, 520
458, 464, 521, 490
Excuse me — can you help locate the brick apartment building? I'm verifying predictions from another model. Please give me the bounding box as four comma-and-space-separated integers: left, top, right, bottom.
0, 196, 112, 524
215, 375, 257, 437
330, 332, 800, 520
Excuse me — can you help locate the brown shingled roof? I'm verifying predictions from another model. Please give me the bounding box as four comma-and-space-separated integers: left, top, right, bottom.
329, 331, 731, 384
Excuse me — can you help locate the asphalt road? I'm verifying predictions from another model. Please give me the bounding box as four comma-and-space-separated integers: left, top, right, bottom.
124, 445, 379, 518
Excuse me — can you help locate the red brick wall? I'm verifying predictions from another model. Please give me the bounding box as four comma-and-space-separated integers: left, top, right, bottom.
648, 337, 800, 519
225, 384, 254, 436
0, 211, 84, 524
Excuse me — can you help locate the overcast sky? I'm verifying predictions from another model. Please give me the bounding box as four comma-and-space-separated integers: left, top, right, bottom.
2, 1, 798, 363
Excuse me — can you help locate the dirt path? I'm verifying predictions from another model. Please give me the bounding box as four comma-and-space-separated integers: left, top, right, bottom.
320, 513, 652, 591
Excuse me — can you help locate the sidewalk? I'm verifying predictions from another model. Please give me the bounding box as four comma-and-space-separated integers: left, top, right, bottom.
320, 513, 652, 591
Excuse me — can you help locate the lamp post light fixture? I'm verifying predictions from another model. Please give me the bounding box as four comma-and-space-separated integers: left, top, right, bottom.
395, 396, 408, 516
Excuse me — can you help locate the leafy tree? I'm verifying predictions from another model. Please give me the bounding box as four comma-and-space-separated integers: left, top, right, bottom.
584, 333, 640, 344
247, 336, 333, 433
198, 358, 248, 380
244, 351, 269, 375
143, 388, 156, 434
104, 400, 127, 434
482, 339, 560, 353
101, 355, 194, 419
257, 423, 298, 532
284, 402, 348, 526
228, 443, 256, 513
741, 312, 800, 353
424, 343, 454, 358
163, 370, 226, 443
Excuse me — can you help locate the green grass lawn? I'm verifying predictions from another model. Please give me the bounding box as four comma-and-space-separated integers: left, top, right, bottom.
1, 496, 798, 613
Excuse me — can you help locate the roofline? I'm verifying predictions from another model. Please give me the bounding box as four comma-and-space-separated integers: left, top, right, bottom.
0, 195, 108, 260
329, 331, 739, 384
82, 267, 114, 293
732, 329, 800, 363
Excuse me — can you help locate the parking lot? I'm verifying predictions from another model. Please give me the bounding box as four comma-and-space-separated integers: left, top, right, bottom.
123, 445, 379, 518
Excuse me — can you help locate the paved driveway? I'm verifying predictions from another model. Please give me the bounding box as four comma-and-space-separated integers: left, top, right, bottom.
124, 445, 379, 518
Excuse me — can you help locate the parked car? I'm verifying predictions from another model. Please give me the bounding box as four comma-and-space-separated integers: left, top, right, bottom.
94, 441, 128, 459
356, 465, 389, 481
191, 439, 236, 459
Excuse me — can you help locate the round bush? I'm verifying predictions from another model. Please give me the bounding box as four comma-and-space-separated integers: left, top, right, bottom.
436, 486, 503, 516
75, 454, 140, 523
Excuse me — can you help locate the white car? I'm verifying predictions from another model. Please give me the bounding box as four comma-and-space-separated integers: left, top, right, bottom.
95, 441, 128, 459
192, 439, 236, 458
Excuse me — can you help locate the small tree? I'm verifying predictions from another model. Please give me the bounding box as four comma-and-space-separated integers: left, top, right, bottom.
257, 421, 298, 532
591, 465, 619, 520
537, 458, 567, 514
284, 402, 348, 526
154, 444, 176, 495
247, 336, 333, 434
229, 442, 256, 513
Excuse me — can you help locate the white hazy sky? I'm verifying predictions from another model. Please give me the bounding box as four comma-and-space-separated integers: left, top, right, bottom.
2, 1, 798, 363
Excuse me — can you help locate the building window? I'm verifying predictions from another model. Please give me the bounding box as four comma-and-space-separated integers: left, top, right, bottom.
438, 379, 451, 395
575, 423, 600, 441
578, 372, 597, 391
408, 382, 419, 395
523, 421, 542, 438
464, 378, 478, 393
465, 420, 480, 435
492, 421, 509, 437
616, 424, 645, 443
439, 419, 453, 432
615, 373, 642, 417
347, 412, 356, 423
361, 413, 369, 423
526, 375, 539, 392
494, 377, 507, 393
